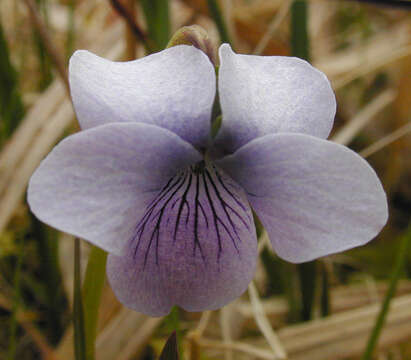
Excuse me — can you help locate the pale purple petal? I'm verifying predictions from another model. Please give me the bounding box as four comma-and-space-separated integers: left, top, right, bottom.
107, 164, 257, 316
214, 44, 336, 154
69, 45, 215, 149
28, 123, 202, 255
217, 133, 388, 263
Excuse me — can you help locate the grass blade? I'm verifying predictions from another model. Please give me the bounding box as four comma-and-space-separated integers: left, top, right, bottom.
361, 224, 411, 360
66, 0, 76, 59
206, 0, 231, 45
32, 216, 67, 344
290, 0, 309, 60
140, 0, 170, 51
74, 239, 86, 360
0, 21, 24, 145
32, 0, 53, 90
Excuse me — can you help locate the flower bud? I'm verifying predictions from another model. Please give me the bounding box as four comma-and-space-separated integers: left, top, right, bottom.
167, 25, 217, 65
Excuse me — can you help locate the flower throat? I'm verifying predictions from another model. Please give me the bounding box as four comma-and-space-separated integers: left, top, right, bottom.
130, 160, 252, 269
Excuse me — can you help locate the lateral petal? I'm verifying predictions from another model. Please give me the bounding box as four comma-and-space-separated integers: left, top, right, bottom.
28, 122, 202, 255
217, 133, 388, 263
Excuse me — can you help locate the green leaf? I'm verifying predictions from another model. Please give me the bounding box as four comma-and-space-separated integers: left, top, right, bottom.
163, 306, 183, 357
159, 332, 179, 360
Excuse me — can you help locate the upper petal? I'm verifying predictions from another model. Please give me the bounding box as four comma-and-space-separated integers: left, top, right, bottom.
217, 133, 388, 263
28, 122, 202, 255
214, 44, 336, 154
107, 163, 257, 316
69, 45, 216, 149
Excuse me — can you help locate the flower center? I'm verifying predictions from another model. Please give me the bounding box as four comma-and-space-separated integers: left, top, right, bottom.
131, 161, 252, 269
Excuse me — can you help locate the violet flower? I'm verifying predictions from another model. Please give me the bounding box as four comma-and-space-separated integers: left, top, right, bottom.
28, 44, 388, 316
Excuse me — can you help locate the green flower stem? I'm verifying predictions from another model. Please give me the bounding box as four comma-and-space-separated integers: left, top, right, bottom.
82, 246, 107, 360
320, 262, 330, 317
297, 261, 317, 321
206, 0, 231, 45
73, 238, 86, 360
361, 224, 411, 360
283, 263, 300, 323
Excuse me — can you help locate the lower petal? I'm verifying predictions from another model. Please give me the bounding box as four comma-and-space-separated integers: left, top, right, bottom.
217, 133, 388, 263
106, 163, 257, 316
